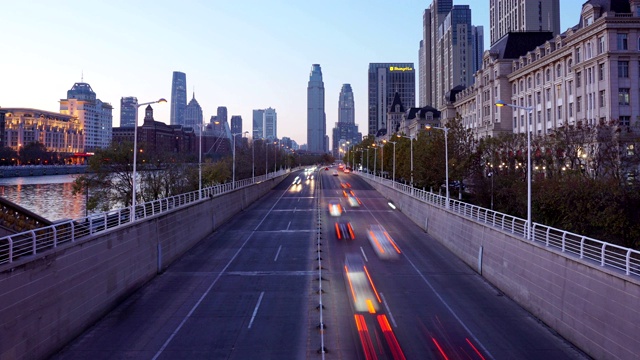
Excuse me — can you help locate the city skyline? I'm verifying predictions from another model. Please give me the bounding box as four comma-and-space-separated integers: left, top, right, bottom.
0, 1, 585, 146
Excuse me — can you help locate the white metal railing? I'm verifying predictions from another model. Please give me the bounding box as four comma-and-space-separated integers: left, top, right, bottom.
359, 172, 640, 278
0, 169, 291, 267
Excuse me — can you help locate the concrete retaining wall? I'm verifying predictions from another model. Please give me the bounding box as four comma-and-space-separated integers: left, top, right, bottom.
0, 175, 287, 360
366, 179, 640, 360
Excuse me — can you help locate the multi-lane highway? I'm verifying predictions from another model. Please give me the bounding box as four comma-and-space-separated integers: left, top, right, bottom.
52, 166, 588, 359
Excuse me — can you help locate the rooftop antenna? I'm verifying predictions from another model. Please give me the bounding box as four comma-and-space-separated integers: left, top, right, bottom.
81, 70, 84, 83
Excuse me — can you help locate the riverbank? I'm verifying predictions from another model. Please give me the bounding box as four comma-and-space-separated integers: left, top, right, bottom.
0, 165, 88, 178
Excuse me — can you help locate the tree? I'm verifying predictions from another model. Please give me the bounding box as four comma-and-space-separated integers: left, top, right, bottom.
19, 142, 53, 165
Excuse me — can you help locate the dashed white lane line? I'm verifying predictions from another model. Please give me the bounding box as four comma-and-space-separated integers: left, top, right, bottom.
380, 292, 397, 328
248, 291, 265, 329
274, 245, 282, 261
360, 246, 369, 262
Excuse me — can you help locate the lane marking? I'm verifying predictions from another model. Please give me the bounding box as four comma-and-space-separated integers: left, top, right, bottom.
152, 180, 293, 360
248, 291, 265, 329
360, 246, 369, 262
287, 221, 291, 230
380, 293, 398, 328
274, 245, 282, 261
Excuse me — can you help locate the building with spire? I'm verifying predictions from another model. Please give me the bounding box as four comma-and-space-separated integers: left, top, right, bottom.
59, 81, 113, 151
307, 64, 326, 153
170, 71, 187, 126
332, 84, 361, 157
184, 93, 203, 134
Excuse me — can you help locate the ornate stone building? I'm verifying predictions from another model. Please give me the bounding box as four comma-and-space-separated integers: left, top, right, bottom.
1, 108, 83, 153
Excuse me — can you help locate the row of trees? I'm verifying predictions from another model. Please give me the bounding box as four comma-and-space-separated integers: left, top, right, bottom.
73, 139, 332, 214
346, 117, 640, 249
0, 142, 66, 166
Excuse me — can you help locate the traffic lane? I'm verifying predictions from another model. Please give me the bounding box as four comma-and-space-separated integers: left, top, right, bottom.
52, 176, 316, 359
156, 270, 310, 359
353, 191, 586, 358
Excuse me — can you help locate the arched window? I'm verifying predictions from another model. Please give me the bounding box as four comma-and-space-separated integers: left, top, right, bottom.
556, 64, 562, 77
546, 69, 551, 81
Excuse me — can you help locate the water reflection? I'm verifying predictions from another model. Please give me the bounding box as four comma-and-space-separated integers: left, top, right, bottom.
0, 175, 86, 221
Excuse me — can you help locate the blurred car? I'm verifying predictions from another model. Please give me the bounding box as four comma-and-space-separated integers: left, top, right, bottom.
344, 253, 380, 313
335, 221, 355, 240
344, 168, 351, 174
342, 190, 349, 197
340, 182, 348, 189
367, 224, 401, 260
292, 176, 301, 185
325, 167, 329, 171
347, 196, 361, 207
328, 201, 343, 217
332, 171, 339, 176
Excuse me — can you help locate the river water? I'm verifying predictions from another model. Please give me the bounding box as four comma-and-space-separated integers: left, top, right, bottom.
0, 174, 87, 222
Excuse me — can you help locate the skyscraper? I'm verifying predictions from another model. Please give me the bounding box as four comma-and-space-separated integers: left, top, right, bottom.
263, 108, 277, 141
420, 2, 483, 111
307, 64, 326, 153
489, 0, 560, 46
338, 84, 355, 124
332, 84, 361, 157
170, 71, 187, 126
184, 93, 203, 134
252, 109, 264, 140
120, 96, 137, 128
368, 63, 415, 137
60, 82, 113, 151
230, 115, 243, 144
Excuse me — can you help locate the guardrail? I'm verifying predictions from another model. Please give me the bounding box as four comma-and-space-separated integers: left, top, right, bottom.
359, 172, 640, 277
0, 170, 290, 266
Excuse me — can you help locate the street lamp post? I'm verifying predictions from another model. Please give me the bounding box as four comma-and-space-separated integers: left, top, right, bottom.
425, 125, 449, 209
251, 136, 255, 182
364, 147, 370, 175
496, 100, 533, 240
373, 144, 377, 178
397, 134, 415, 188
231, 132, 245, 189
384, 140, 396, 187
132, 98, 166, 221
358, 149, 364, 172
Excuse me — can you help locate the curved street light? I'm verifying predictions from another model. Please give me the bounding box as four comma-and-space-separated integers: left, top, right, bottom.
396, 134, 416, 188
383, 140, 396, 187
425, 125, 449, 209
132, 98, 167, 221
496, 100, 533, 240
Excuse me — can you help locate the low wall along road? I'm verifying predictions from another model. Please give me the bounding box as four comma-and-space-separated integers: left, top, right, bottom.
362, 175, 640, 360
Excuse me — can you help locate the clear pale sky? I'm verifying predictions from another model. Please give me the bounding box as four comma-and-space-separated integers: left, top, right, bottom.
1, 0, 585, 146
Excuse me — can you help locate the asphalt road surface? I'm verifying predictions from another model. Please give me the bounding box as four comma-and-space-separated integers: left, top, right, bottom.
52, 167, 589, 360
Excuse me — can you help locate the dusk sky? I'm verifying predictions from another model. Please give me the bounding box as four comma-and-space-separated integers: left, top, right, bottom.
1, 0, 585, 146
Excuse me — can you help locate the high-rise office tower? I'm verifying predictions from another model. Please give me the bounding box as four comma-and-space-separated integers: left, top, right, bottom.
60, 82, 113, 151
368, 63, 415, 137
263, 107, 277, 141
230, 115, 243, 143
170, 71, 187, 126
332, 84, 361, 157
420, 2, 482, 111
252, 109, 264, 140
307, 64, 326, 153
120, 96, 138, 128
184, 93, 203, 134
338, 84, 355, 124
489, 0, 560, 46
